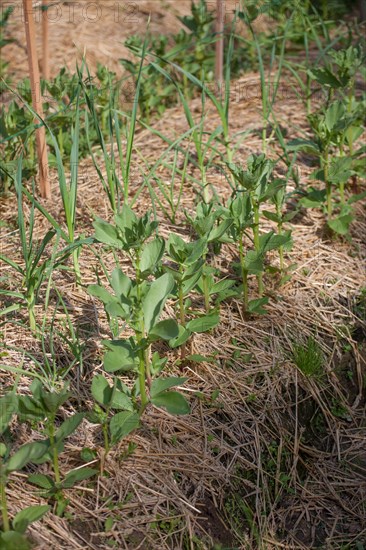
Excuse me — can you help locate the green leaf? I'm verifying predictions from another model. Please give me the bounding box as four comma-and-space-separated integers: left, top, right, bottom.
140, 238, 165, 275
186, 312, 220, 333
259, 232, 291, 253
308, 67, 342, 88
328, 212, 354, 235
349, 190, 366, 204
149, 319, 179, 341
62, 467, 98, 489
248, 297, 269, 315
143, 273, 175, 333
151, 391, 190, 415
27, 473, 55, 490
12, 505, 50, 534
299, 188, 327, 208
17, 396, 46, 423
110, 268, 132, 299
7, 441, 50, 472
168, 325, 191, 348
150, 377, 187, 398
54, 412, 84, 444
210, 278, 235, 295
207, 219, 233, 242
110, 389, 134, 412
103, 339, 139, 373
93, 219, 121, 247
0, 443, 7, 458
91, 374, 112, 407
114, 204, 137, 233
243, 250, 263, 274
0, 531, 31, 550
262, 210, 280, 223
109, 411, 140, 445
80, 448, 97, 462
287, 138, 320, 155
87, 284, 115, 306
185, 354, 214, 363
42, 391, 70, 415
0, 393, 17, 435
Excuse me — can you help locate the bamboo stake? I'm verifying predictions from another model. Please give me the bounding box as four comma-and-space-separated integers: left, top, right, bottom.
42, 0, 50, 80
23, 0, 50, 198
215, 0, 225, 98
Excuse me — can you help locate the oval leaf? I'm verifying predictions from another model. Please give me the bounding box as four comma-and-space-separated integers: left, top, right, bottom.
149, 319, 179, 341
109, 411, 140, 445
140, 238, 165, 275
103, 339, 139, 373
151, 391, 190, 415
186, 312, 220, 333
7, 441, 50, 472
13, 505, 50, 534
150, 377, 187, 399
143, 273, 175, 333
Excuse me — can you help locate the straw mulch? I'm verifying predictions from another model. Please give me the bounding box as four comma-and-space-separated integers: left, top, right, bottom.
1, 4, 366, 549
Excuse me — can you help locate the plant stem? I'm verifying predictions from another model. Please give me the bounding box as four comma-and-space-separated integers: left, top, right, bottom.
253, 204, 264, 296
49, 420, 61, 485
202, 165, 210, 204
239, 233, 248, 315
323, 149, 332, 219
178, 275, 186, 360
278, 220, 284, 272
102, 422, 110, 455
0, 468, 9, 533
27, 290, 36, 332
202, 261, 210, 313
339, 182, 345, 206
135, 252, 148, 414
72, 248, 81, 285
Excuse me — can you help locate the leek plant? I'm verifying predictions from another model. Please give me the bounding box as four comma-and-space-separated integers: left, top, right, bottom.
238, 8, 292, 154
0, 164, 73, 332
82, 34, 148, 209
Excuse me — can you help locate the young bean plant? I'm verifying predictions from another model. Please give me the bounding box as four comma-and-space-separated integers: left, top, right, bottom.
88, 205, 190, 417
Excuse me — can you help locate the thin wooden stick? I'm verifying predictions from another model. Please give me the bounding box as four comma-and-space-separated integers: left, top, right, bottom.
215, 0, 225, 98
23, 0, 50, 198
42, 0, 50, 80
